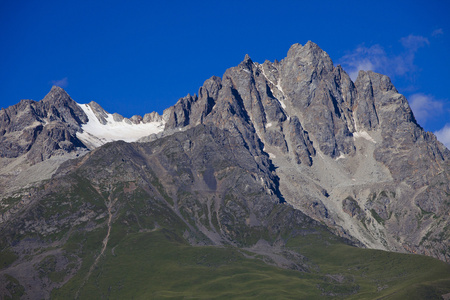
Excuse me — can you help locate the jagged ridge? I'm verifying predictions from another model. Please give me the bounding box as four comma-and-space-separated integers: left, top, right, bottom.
0, 42, 449, 263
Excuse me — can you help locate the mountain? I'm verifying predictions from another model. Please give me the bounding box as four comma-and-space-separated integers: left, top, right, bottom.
0, 41, 449, 299
0, 86, 165, 199
161, 41, 450, 261
145, 41, 448, 261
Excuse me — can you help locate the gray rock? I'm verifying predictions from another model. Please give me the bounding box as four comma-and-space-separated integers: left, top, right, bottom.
112, 112, 124, 122
342, 196, 365, 221
86, 101, 108, 124
143, 111, 163, 123
0, 86, 88, 161
155, 42, 449, 261
130, 115, 143, 124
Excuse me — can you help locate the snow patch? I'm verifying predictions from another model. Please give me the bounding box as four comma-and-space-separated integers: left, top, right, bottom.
266, 122, 272, 128
317, 151, 325, 159
275, 83, 287, 109
352, 111, 359, 132
268, 152, 276, 159
257, 63, 287, 110
353, 131, 376, 143
77, 103, 165, 148
335, 153, 346, 160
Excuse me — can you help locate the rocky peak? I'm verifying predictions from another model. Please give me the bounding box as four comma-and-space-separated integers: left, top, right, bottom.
283, 41, 334, 76
86, 101, 109, 125
279, 42, 336, 111
42, 86, 72, 104
239, 54, 254, 70
198, 76, 222, 100
0, 87, 88, 162
355, 70, 415, 129
129, 115, 143, 124
143, 111, 163, 123
355, 71, 397, 95
41, 86, 88, 127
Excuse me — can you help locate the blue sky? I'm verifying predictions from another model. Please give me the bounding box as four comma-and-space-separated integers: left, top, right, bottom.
1, 0, 449, 147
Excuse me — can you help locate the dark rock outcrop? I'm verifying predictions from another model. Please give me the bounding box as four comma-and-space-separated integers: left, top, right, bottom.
0, 86, 88, 162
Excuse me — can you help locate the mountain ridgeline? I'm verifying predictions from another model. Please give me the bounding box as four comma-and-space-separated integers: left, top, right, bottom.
162, 42, 450, 260
0, 41, 449, 299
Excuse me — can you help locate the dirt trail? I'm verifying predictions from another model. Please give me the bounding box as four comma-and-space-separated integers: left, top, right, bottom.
75, 191, 117, 299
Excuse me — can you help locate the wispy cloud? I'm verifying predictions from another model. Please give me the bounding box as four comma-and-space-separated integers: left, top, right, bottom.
409, 93, 444, 124
51, 77, 68, 88
339, 45, 387, 80
435, 124, 450, 149
340, 33, 449, 148
432, 28, 444, 37
339, 34, 429, 81
400, 35, 429, 52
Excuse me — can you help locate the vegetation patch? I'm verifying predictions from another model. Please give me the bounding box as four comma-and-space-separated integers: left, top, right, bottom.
370, 209, 385, 225
3, 274, 25, 300
0, 249, 18, 268
0, 196, 22, 214
48, 224, 450, 299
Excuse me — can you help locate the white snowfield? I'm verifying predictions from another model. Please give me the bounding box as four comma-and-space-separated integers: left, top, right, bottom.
76, 103, 165, 149
353, 131, 376, 143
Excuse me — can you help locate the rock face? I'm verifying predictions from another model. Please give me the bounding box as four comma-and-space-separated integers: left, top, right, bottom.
161, 41, 450, 261
0, 87, 91, 198
0, 87, 166, 197
0, 86, 88, 162
0, 41, 449, 267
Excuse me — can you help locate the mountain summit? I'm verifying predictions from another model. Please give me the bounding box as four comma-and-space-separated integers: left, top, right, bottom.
160, 41, 449, 260
0, 42, 449, 298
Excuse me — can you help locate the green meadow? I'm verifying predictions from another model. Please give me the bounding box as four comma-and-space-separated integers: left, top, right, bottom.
51, 227, 450, 299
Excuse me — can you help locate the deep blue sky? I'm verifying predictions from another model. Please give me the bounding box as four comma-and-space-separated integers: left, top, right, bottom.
1, 0, 449, 146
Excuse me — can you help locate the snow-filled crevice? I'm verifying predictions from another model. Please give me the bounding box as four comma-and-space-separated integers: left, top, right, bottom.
255, 63, 288, 110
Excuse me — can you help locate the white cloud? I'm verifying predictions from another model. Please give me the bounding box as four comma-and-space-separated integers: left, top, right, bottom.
400, 35, 429, 52
435, 124, 450, 149
339, 34, 429, 81
51, 77, 68, 88
339, 44, 387, 80
408, 93, 444, 124
432, 28, 444, 37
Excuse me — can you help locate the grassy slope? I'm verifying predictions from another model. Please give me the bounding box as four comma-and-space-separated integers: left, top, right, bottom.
4, 137, 448, 299
51, 226, 450, 300
287, 231, 450, 299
